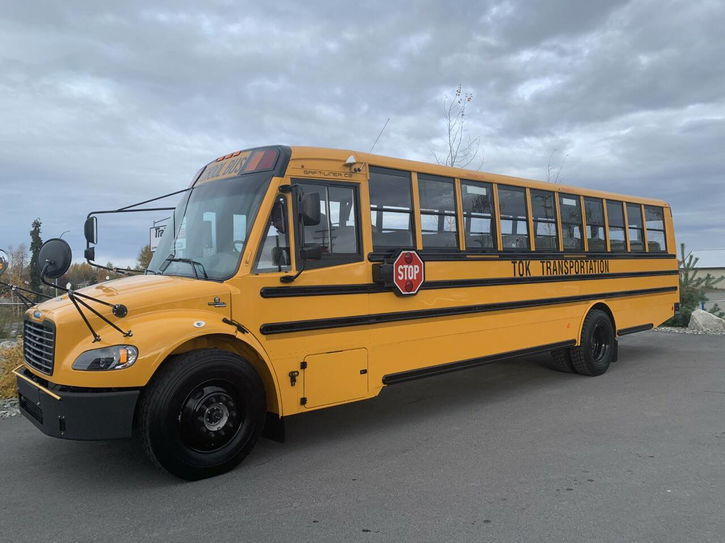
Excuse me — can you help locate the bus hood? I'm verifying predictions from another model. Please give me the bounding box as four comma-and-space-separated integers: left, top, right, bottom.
31, 274, 232, 325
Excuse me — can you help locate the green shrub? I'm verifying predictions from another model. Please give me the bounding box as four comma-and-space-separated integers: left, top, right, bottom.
665, 243, 724, 327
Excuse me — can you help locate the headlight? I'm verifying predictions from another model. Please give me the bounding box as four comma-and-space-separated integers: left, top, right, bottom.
72, 345, 139, 371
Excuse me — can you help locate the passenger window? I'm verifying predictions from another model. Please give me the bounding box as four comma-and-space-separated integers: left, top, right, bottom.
584, 198, 607, 252
559, 194, 583, 250
498, 185, 529, 250
295, 181, 361, 268
254, 196, 291, 272
645, 206, 666, 252
606, 201, 627, 252
369, 167, 415, 251
418, 174, 458, 249
461, 181, 496, 250
531, 189, 558, 251
626, 203, 645, 252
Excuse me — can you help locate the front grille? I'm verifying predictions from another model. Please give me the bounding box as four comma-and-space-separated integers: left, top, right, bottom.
23, 319, 56, 375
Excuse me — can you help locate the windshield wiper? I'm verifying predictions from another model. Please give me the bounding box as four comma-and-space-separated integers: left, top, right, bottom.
159, 256, 208, 279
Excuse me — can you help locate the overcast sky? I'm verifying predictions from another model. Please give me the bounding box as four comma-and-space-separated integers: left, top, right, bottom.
1, 0, 724, 265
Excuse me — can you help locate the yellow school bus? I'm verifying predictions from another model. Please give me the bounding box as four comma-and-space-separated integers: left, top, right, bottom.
15, 145, 678, 479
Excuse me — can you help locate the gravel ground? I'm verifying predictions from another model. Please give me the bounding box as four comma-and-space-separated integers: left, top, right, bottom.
654, 326, 725, 335
0, 398, 19, 418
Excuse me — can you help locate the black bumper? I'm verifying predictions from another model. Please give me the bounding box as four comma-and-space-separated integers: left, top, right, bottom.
16, 370, 140, 441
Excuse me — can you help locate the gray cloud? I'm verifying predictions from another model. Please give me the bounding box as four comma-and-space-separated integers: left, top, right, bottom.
1, 0, 724, 264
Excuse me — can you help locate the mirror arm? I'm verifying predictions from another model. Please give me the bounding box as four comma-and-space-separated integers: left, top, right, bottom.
13, 290, 36, 309
83, 259, 139, 277
0, 280, 53, 301
39, 263, 122, 311
0, 284, 35, 309
83, 188, 190, 272
72, 293, 132, 338
280, 258, 305, 283
39, 262, 132, 341
116, 188, 191, 212
68, 292, 101, 342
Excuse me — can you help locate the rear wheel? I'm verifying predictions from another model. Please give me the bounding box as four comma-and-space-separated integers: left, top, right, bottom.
138, 349, 265, 480
548, 348, 575, 373
570, 309, 615, 376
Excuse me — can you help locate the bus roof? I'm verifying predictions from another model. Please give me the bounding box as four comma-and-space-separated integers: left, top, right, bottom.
288, 146, 670, 208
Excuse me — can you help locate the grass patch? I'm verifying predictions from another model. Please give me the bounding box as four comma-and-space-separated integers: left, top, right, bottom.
0, 340, 22, 399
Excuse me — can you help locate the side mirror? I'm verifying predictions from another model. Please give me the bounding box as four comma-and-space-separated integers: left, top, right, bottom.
300, 193, 321, 226
271, 201, 286, 229
0, 249, 8, 277
271, 247, 289, 267
38, 238, 73, 279
84, 216, 98, 245
301, 244, 323, 260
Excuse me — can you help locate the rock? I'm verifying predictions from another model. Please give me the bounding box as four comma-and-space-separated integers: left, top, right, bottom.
0, 399, 20, 418
0, 340, 17, 350
688, 309, 725, 333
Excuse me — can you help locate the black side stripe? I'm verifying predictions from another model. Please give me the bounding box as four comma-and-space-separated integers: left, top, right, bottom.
382, 340, 576, 385
368, 251, 677, 262
262, 283, 384, 297
260, 270, 679, 298
617, 324, 654, 336
259, 286, 677, 335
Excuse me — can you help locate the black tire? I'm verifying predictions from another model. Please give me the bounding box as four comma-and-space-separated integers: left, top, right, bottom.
547, 348, 575, 373
570, 309, 615, 376
137, 349, 265, 480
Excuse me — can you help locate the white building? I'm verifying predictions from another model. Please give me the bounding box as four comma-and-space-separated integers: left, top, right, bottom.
691, 250, 725, 285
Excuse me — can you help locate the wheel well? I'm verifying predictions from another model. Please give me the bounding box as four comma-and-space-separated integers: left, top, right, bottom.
161, 334, 280, 415
590, 302, 616, 331
577, 302, 618, 363
577, 302, 616, 344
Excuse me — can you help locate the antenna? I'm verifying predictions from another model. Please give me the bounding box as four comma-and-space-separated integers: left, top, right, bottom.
369, 117, 390, 153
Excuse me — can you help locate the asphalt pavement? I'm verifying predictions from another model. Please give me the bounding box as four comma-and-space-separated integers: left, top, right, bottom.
1, 331, 724, 542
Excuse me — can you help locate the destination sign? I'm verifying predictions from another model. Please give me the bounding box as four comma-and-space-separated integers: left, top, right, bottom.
196, 151, 253, 184
196, 149, 279, 185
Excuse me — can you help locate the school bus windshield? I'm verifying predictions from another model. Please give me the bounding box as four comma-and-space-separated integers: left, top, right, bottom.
147, 171, 271, 281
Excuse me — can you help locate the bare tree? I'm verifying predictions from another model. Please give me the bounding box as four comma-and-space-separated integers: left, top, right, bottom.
434, 85, 483, 169
546, 147, 568, 184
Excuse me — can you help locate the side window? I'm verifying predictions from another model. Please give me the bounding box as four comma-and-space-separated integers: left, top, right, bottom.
418, 174, 458, 249
254, 196, 290, 272
626, 203, 645, 252
296, 181, 361, 268
606, 201, 627, 252
461, 181, 496, 250
584, 197, 606, 252
559, 194, 583, 250
645, 206, 666, 252
498, 185, 529, 250
531, 189, 558, 251
369, 167, 414, 251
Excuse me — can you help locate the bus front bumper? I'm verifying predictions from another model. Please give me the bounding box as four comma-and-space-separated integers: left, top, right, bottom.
15, 368, 140, 441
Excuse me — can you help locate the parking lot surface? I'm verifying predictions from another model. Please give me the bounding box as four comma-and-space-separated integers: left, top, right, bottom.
1, 331, 723, 542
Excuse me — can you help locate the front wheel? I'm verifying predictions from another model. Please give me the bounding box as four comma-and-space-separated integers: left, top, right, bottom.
570, 309, 616, 376
137, 349, 265, 480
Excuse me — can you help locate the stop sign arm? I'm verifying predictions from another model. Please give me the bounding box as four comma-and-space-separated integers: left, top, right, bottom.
372, 250, 425, 296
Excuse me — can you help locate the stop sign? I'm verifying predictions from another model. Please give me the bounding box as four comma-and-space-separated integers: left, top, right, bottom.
392, 250, 425, 296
